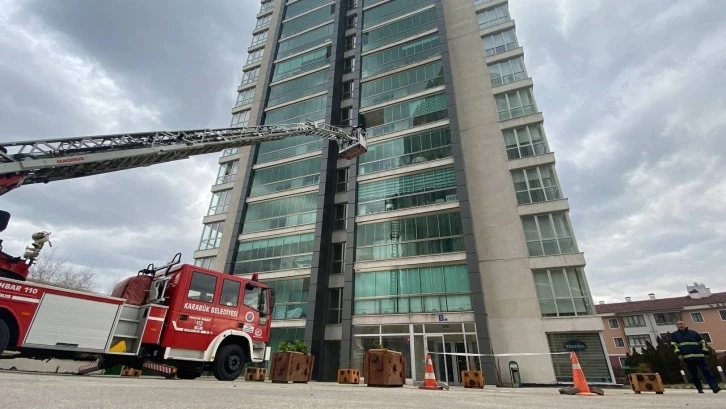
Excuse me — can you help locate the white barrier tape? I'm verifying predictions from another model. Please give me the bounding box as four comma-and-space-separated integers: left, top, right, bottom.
428, 351, 572, 357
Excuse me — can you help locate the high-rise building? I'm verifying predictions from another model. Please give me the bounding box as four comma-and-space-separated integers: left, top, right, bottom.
193, 0, 613, 385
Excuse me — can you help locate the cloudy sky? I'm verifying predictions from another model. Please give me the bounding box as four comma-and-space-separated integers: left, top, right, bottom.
1, 0, 725, 303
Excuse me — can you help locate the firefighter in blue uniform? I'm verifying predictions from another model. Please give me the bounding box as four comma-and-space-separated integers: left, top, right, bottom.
671, 320, 720, 393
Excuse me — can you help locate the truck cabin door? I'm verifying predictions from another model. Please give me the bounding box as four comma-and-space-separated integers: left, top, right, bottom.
168, 271, 218, 351
239, 282, 271, 342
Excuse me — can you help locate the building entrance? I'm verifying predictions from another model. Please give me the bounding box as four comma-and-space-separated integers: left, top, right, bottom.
424, 334, 472, 385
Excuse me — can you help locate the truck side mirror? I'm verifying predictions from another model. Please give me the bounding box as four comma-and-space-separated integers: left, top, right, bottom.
0, 210, 9, 233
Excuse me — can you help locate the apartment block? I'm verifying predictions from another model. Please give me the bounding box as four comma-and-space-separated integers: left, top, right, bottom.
597, 283, 726, 372
192, 0, 612, 385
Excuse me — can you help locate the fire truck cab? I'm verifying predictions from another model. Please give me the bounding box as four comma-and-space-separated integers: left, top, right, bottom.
0, 253, 275, 381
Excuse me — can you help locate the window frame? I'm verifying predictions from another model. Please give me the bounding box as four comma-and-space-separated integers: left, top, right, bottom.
330, 243, 344, 275
495, 87, 536, 121
198, 221, 224, 250
614, 337, 625, 348
608, 318, 619, 329
220, 279, 241, 308
187, 272, 218, 303
488, 56, 526, 87
333, 203, 347, 231
522, 212, 578, 257
720, 310, 726, 321
627, 334, 652, 348
653, 312, 680, 325
700, 332, 712, 343
511, 164, 562, 205
622, 315, 646, 328
532, 267, 593, 318
208, 189, 232, 216
327, 288, 343, 324
216, 160, 239, 185
690, 312, 704, 323
503, 123, 548, 160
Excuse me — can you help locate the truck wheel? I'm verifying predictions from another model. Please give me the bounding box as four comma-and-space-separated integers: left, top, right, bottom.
0, 319, 9, 353
176, 367, 201, 380
212, 344, 246, 381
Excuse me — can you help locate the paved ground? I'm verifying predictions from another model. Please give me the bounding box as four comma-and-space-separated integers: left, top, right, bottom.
0, 371, 722, 409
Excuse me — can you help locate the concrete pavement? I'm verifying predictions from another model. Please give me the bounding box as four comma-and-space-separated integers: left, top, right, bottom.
0, 371, 722, 409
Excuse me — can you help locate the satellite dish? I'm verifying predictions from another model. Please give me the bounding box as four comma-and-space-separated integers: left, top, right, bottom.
0, 210, 9, 233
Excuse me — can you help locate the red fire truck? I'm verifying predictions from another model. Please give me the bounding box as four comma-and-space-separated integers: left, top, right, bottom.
0, 245, 276, 381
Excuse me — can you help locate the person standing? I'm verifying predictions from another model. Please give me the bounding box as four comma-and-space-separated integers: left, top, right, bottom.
671, 320, 721, 393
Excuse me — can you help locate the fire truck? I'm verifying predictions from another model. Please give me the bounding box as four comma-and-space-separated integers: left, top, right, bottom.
0, 121, 368, 380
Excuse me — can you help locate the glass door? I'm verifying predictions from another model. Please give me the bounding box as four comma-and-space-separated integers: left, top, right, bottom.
424, 334, 449, 384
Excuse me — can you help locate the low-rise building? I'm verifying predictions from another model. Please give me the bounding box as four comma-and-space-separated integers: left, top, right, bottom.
596, 283, 726, 372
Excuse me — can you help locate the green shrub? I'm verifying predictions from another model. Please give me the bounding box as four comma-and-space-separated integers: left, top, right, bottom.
278, 339, 309, 354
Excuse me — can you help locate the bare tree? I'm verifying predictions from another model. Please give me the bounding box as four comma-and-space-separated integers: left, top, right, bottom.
27, 247, 96, 292
102, 275, 124, 295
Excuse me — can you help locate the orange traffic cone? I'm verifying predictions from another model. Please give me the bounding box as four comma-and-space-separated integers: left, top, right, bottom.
419, 353, 443, 390
570, 352, 597, 396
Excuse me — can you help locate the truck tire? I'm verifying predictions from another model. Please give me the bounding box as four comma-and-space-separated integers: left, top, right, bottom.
211, 344, 245, 381
0, 319, 9, 353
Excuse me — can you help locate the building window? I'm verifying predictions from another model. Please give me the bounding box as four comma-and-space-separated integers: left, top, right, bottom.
342, 80, 355, 100
361, 34, 441, 78
345, 34, 357, 51
512, 165, 561, 205
363, 92, 448, 138
627, 334, 651, 348
216, 160, 239, 185
344, 56, 356, 73
333, 203, 347, 230
495, 88, 536, 121
283, 0, 330, 19
242, 192, 318, 233
355, 211, 465, 261
346, 14, 358, 29
347, 0, 358, 8
522, 212, 578, 257
489, 56, 526, 87
264, 277, 309, 320
690, 312, 704, 323
358, 128, 452, 175
246, 48, 265, 65
222, 148, 239, 157
357, 167, 457, 216
720, 310, 726, 320
622, 315, 646, 328
256, 135, 324, 164
235, 88, 256, 107
362, 0, 434, 30
194, 256, 216, 269
276, 23, 334, 60
331, 243, 344, 274
241, 66, 260, 85
361, 8, 437, 53
267, 70, 329, 108
653, 312, 680, 325
360, 60, 444, 108
280, 3, 335, 39
327, 288, 343, 324
208, 189, 232, 215
700, 333, 712, 343
354, 264, 472, 315
231, 110, 251, 127
608, 318, 619, 329
340, 107, 353, 127
658, 332, 671, 342
250, 157, 321, 197
256, 14, 272, 29
503, 123, 548, 160
336, 168, 348, 193
533, 267, 592, 317
482, 28, 518, 56
614, 337, 625, 348
271, 46, 331, 83
477, 4, 510, 30
220, 279, 241, 308
618, 357, 627, 368
233, 233, 315, 275
199, 222, 224, 250
264, 95, 328, 125
251, 30, 268, 46
260, 0, 274, 13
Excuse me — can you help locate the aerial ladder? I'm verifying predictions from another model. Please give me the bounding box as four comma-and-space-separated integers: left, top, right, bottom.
0, 121, 367, 280
0, 121, 367, 196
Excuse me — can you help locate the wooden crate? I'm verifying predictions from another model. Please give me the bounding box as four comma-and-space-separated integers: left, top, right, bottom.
269, 352, 315, 384
461, 370, 484, 388
364, 349, 405, 387
245, 367, 266, 382
337, 369, 360, 384
628, 373, 664, 394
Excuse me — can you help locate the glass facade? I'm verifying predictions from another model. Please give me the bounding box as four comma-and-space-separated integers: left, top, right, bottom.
264, 95, 327, 125
360, 60, 444, 108
271, 46, 331, 83
357, 167, 457, 215
364, 92, 448, 137
357, 128, 452, 175
276, 23, 334, 60
354, 265, 472, 315
362, 0, 435, 30
355, 212, 465, 261
361, 8, 438, 53
361, 34, 441, 78
232, 233, 314, 274
250, 157, 321, 196
267, 70, 329, 108
280, 2, 335, 39
242, 192, 317, 233
264, 277, 310, 320
256, 135, 323, 164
